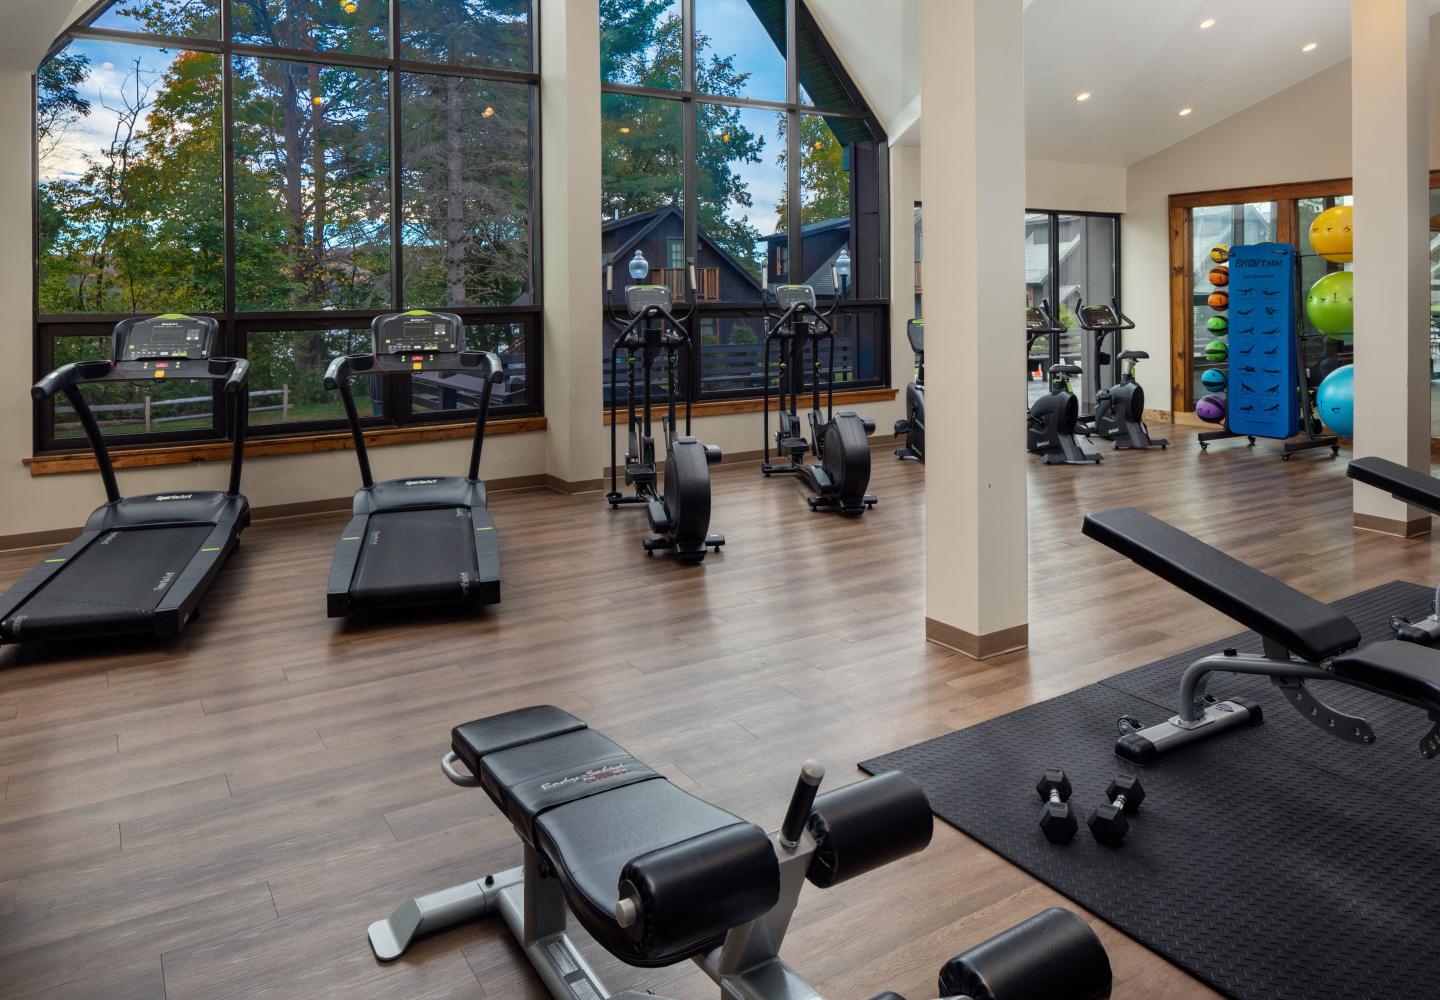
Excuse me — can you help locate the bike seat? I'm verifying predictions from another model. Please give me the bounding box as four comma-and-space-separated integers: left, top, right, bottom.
1118, 351, 1149, 361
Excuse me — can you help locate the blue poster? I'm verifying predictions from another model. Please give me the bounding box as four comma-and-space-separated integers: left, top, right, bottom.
1226, 243, 1299, 440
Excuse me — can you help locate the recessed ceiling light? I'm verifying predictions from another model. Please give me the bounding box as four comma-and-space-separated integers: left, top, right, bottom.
1179, 107, 1193, 117
1302, 42, 1318, 52
1199, 18, 1216, 29
1076, 92, 1092, 102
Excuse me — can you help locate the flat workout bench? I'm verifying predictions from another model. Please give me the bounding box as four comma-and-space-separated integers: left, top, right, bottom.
1083, 508, 1440, 764
368, 706, 1113, 1000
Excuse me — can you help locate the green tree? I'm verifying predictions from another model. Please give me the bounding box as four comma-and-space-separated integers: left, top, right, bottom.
775, 114, 849, 225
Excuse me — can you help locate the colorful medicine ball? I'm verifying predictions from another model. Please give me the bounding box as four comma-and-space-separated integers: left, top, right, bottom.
1309, 204, 1353, 264
1196, 393, 1227, 424
1315, 364, 1354, 438
1208, 291, 1229, 310
1306, 270, 1354, 338
1201, 368, 1227, 392
1313, 354, 1345, 384
1210, 245, 1230, 264
1207, 316, 1229, 333
1209, 266, 1229, 287
1204, 340, 1229, 363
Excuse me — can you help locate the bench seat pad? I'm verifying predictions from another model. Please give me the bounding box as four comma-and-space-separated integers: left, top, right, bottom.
1083, 507, 1361, 663
452, 706, 777, 967
1331, 641, 1440, 715
1348, 457, 1440, 516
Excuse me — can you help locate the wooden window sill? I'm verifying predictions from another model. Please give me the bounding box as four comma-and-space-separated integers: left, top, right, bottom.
602, 387, 897, 425
26, 416, 548, 476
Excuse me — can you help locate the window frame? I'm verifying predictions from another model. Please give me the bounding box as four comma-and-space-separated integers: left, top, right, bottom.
33, 0, 544, 456
1023, 208, 1123, 379
600, 0, 891, 404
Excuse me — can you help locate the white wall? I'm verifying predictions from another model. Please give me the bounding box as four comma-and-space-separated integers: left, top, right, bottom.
1122, 16, 1440, 406
1026, 159, 1127, 213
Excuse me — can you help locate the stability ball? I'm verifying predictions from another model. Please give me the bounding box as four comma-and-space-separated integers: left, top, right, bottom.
1309, 205, 1353, 264
1205, 340, 1229, 363
1201, 368, 1227, 392
1306, 270, 1354, 338
1208, 291, 1229, 310
1196, 393, 1227, 424
1315, 364, 1354, 438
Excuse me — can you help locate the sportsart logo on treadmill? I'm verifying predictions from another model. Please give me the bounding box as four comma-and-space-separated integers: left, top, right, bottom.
155, 494, 193, 501
539, 760, 633, 791
153, 571, 175, 592
403, 480, 438, 487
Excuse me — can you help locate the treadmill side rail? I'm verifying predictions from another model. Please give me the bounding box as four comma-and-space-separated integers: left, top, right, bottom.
327, 513, 371, 619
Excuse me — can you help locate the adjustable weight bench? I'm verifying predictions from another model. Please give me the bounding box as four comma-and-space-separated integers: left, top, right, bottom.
1083, 507, 1440, 764
368, 706, 1113, 1000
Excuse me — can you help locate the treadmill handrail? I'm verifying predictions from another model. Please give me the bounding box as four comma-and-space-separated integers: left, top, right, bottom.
325, 350, 505, 490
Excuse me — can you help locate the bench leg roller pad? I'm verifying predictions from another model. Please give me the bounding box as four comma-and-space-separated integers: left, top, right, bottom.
939, 909, 1112, 1000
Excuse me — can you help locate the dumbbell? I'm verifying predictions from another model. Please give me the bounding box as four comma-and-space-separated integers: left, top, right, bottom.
1088, 774, 1145, 846
1035, 769, 1078, 844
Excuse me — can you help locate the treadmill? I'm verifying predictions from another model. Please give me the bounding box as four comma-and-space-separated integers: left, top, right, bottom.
324, 310, 504, 617
0, 315, 250, 643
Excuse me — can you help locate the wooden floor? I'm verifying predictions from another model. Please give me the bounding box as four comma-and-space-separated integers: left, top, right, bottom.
0, 423, 1434, 1000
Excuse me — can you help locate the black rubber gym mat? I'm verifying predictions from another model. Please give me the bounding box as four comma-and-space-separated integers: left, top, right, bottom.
861, 581, 1440, 1000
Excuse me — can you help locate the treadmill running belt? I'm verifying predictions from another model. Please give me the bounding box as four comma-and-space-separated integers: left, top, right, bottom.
350, 508, 481, 608
6, 524, 214, 640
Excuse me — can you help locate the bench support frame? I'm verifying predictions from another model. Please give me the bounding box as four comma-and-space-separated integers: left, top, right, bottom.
1118, 644, 1381, 765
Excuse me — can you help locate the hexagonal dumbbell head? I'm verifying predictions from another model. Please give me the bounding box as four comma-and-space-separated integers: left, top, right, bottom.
1106, 774, 1145, 813
1036, 770, 1077, 845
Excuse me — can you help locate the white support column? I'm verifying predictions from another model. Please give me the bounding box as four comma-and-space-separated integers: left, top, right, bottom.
889, 142, 921, 386
1351, 0, 1431, 535
918, 0, 1028, 658
539, 0, 605, 491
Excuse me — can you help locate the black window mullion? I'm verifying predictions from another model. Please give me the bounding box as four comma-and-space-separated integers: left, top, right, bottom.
219, 0, 236, 440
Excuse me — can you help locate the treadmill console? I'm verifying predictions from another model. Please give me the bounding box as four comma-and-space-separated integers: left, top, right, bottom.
774, 285, 818, 312
625, 285, 674, 317
1079, 304, 1122, 329
116, 314, 215, 362
375, 311, 463, 355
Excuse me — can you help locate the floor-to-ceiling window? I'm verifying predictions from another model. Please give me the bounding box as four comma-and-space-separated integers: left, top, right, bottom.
36, 0, 541, 453
599, 0, 889, 403
1024, 210, 1122, 411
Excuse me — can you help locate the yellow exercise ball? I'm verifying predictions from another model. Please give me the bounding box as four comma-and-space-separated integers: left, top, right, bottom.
1309, 204, 1353, 263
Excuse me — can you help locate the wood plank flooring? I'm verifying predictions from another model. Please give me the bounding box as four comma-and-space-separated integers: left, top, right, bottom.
0, 424, 1433, 1000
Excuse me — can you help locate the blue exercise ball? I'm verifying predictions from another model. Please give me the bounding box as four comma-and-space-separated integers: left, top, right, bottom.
1201, 368, 1227, 392
1315, 364, 1354, 437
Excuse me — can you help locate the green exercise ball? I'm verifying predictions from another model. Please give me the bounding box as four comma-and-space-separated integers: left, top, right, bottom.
1306, 270, 1354, 338
1204, 340, 1229, 363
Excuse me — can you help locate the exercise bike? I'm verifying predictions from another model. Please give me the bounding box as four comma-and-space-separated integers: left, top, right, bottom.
761, 274, 877, 515
1026, 301, 1102, 465
894, 317, 925, 462
1076, 300, 1167, 450
606, 251, 725, 562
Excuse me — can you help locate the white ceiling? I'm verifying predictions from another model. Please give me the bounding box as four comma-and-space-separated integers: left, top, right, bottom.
0, 0, 94, 71
814, 0, 1440, 167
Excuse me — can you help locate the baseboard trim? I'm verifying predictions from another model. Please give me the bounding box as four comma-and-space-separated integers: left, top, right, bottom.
544, 475, 606, 495
1353, 512, 1433, 538
925, 618, 1029, 660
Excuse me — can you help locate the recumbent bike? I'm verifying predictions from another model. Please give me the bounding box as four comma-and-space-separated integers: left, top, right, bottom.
894, 318, 925, 462
606, 251, 725, 563
367, 705, 1113, 1000
761, 275, 878, 515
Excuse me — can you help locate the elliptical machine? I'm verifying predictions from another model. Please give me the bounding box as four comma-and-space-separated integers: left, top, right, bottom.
894, 317, 924, 462
1026, 300, 1102, 465
606, 251, 725, 562
761, 272, 877, 515
1076, 300, 1167, 451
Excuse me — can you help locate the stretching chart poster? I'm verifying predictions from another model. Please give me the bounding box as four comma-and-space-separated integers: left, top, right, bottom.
1226, 243, 1299, 440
